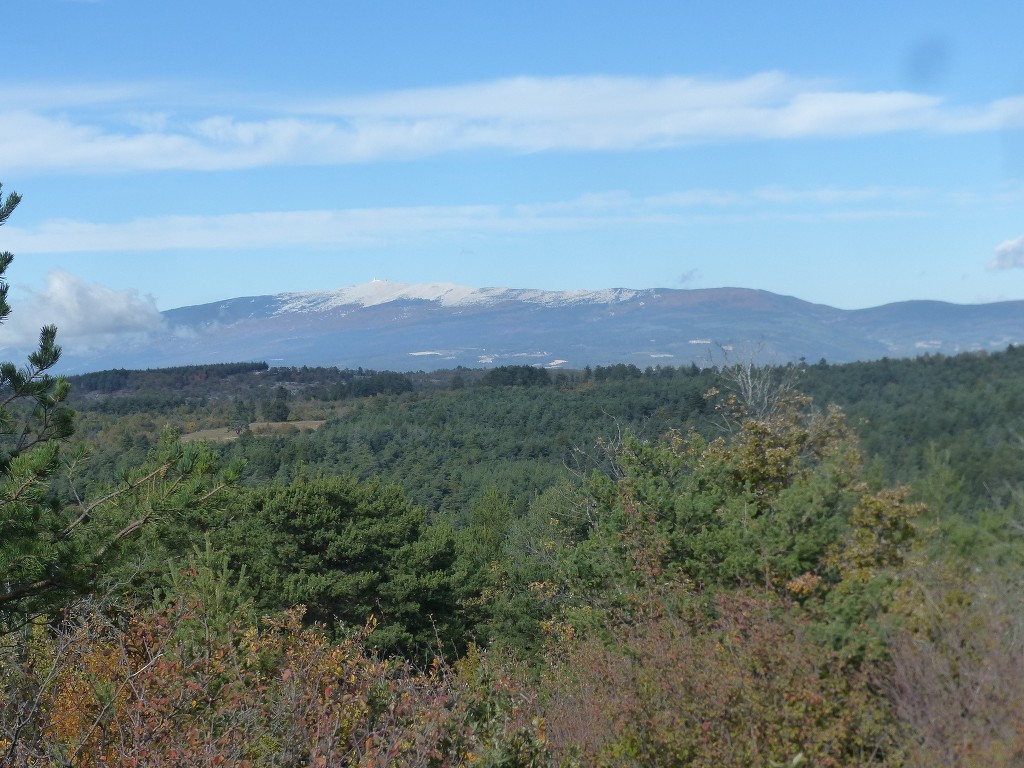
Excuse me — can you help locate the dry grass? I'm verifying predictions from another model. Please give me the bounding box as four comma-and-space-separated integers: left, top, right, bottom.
180, 420, 327, 443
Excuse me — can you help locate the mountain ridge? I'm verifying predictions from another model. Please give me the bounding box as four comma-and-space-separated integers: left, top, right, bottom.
47, 281, 1024, 374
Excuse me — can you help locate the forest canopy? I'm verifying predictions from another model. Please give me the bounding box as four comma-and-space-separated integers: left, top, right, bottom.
2, 187, 1023, 765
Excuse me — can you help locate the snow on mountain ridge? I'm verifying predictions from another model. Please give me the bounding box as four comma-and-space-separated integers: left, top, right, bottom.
274, 280, 643, 314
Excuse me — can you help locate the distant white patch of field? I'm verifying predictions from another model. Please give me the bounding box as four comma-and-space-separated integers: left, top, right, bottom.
409, 351, 446, 356
650, 353, 674, 358
688, 339, 712, 344
546, 359, 569, 367
915, 340, 943, 349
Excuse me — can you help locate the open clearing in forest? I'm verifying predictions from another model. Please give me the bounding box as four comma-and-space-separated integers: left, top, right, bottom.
181, 420, 327, 443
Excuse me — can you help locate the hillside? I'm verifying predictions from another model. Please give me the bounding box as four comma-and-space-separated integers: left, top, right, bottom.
51, 280, 1024, 373
7, 345, 1024, 764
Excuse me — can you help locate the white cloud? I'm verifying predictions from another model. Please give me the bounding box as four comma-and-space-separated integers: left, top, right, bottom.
751, 185, 921, 204
0, 270, 164, 350
1, 185, 931, 255
1, 73, 1022, 173
3, 207, 509, 252
989, 236, 1024, 270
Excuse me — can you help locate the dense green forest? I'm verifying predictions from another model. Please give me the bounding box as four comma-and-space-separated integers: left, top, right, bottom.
6, 346, 1024, 764
5, 187, 1024, 763
60, 348, 1024, 526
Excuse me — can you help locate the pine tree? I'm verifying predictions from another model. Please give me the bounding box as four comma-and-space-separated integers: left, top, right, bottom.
0, 183, 78, 628
0, 185, 241, 631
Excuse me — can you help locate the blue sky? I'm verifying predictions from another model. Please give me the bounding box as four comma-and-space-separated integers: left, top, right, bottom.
1, 1, 1023, 349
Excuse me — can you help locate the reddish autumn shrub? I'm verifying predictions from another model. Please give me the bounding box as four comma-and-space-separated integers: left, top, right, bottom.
541, 589, 900, 767
0, 598, 548, 767
888, 569, 1024, 767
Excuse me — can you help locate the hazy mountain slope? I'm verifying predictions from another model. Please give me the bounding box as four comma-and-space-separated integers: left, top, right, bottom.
54, 281, 1024, 373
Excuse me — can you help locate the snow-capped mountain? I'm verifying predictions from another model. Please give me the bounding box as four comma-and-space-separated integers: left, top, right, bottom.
273, 280, 643, 313
51, 280, 1024, 373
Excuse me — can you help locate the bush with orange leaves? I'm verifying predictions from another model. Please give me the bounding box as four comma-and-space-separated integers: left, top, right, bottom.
0, 595, 549, 767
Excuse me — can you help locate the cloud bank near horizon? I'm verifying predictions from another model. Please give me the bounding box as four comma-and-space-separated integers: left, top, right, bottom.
0, 270, 164, 350
2, 73, 1023, 174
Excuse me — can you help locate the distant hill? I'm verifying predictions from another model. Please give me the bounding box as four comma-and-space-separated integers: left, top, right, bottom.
53, 280, 1024, 373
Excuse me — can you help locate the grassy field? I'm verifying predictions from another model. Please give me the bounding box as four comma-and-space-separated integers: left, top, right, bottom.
181, 419, 327, 443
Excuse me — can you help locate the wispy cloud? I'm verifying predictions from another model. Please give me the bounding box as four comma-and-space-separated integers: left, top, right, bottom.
4, 207, 512, 252
989, 236, 1024, 270
2, 73, 1023, 174
0, 270, 164, 349
750, 185, 923, 204
2, 186, 931, 254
